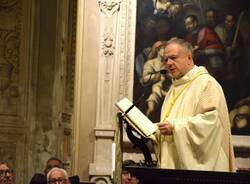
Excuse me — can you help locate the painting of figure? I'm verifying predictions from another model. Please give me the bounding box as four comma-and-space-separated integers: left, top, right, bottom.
133, 0, 250, 135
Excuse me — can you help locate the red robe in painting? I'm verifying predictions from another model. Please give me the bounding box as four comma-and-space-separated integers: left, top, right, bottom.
185, 26, 225, 81
185, 26, 224, 54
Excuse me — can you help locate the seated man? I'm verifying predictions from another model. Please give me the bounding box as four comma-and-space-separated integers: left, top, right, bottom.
44, 157, 63, 176
30, 157, 63, 184
47, 167, 70, 184
44, 157, 79, 184
29, 173, 47, 184
31, 157, 79, 184
0, 162, 13, 184
122, 160, 139, 184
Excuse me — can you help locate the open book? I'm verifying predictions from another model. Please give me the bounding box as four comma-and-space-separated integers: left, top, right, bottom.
115, 98, 158, 138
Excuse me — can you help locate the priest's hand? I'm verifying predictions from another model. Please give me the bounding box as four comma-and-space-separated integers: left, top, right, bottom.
157, 121, 173, 135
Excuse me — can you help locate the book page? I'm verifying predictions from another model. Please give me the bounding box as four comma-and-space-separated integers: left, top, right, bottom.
115, 98, 158, 137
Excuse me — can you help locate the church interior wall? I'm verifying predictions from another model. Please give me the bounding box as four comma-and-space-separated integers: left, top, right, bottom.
0, 0, 250, 184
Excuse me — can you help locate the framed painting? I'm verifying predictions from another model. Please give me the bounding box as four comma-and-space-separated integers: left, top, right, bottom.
133, 0, 250, 136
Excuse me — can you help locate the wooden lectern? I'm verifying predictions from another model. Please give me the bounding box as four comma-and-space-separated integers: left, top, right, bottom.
125, 166, 250, 184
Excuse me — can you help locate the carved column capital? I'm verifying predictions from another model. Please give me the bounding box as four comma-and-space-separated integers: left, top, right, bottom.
98, 0, 121, 16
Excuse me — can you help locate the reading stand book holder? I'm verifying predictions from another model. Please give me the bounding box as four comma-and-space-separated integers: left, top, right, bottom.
117, 112, 156, 167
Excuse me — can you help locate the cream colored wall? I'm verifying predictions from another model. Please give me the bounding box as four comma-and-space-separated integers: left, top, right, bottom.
73, 0, 100, 180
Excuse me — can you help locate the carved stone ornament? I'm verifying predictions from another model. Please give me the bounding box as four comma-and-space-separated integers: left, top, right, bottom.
0, 0, 18, 8
90, 176, 112, 184
0, 30, 19, 114
102, 31, 115, 56
98, 0, 121, 16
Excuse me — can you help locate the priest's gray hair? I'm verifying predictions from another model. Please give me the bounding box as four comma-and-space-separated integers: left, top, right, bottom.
47, 167, 68, 181
165, 37, 193, 56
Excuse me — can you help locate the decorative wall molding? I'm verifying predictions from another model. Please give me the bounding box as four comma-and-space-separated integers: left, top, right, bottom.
98, 0, 121, 17
64, 0, 77, 113
94, 127, 115, 138
117, 0, 135, 100
102, 30, 115, 56
0, 142, 16, 166
0, 129, 25, 184
90, 176, 112, 184
0, 30, 20, 116
0, 0, 28, 182
98, 0, 121, 57
0, 0, 18, 8
62, 112, 72, 124
0, 0, 22, 119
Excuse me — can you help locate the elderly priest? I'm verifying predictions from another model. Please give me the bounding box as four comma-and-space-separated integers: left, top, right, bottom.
153, 37, 236, 172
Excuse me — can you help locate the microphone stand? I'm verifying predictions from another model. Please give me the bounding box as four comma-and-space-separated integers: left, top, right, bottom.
119, 70, 166, 167
124, 69, 166, 116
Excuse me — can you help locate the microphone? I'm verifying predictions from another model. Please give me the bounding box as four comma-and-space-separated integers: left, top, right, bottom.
159, 69, 167, 75
124, 69, 167, 115
150, 69, 167, 75
142, 69, 167, 85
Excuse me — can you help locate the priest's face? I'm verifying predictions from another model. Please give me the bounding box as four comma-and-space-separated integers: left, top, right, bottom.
164, 43, 193, 79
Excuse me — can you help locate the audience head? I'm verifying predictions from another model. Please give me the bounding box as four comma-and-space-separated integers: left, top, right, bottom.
29, 173, 47, 184
122, 160, 139, 184
44, 157, 63, 176
47, 167, 69, 184
0, 162, 13, 184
